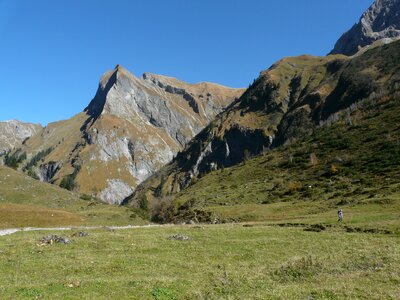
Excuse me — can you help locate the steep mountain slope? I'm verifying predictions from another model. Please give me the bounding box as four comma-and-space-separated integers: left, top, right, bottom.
331, 0, 400, 56
129, 40, 400, 210
0, 120, 42, 155
9, 65, 244, 204
156, 95, 400, 227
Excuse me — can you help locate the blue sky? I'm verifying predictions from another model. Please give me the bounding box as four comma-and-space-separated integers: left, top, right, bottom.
0, 0, 373, 125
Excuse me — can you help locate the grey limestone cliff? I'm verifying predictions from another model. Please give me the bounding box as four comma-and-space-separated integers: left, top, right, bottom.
0, 120, 42, 156
331, 0, 400, 56
79, 66, 244, 204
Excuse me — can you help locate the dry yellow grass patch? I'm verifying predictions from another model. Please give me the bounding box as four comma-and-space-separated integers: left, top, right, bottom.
0, 203, 83, 228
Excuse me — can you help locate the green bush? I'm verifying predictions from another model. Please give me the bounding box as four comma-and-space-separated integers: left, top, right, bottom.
59, 164, 81, 191
80, 194, 93, 201
24, 147, 53, 170
60, 175, 75, 191
4, 149, 26, 169
26, 168, 39, 180
139, 194, 149, 211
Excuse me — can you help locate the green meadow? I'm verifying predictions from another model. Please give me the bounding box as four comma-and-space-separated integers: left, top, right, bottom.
0, 223, 399, 299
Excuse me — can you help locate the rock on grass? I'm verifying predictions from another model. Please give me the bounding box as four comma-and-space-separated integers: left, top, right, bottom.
168, 234, 191, 241
38, 234, 71, 245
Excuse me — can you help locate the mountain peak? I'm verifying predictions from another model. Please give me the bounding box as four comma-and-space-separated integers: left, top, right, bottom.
99, 64, 133, 87
330, 0, 400, 56
85, 65, 139, 118
114, 64, 131, 76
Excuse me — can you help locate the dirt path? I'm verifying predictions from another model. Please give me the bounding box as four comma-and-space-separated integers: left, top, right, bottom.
0, 224, 166, 237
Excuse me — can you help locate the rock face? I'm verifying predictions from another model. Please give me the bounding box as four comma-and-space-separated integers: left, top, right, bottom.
130, 40, 400, 206
14, 65, 244, 204
0, 120, 42, 155
99, 179, 134, 205
330, 0, 400, 56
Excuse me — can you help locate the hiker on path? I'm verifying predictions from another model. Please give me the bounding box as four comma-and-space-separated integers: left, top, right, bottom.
338, 209, 343, 222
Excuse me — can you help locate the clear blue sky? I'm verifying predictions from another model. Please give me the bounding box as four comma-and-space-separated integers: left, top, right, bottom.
0, 0, 373, 125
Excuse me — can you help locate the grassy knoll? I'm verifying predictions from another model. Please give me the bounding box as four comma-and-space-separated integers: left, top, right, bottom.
0, 166, 146, 228
0, 224, 399, 299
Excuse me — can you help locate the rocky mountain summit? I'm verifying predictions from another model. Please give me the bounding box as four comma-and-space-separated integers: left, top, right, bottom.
331, 0, 400, 56
6, 65, 244, 204
0, 120, 42, 156
85, 65, 243, 148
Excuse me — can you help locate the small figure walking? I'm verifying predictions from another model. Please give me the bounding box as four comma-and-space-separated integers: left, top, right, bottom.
338, 209, 343, 222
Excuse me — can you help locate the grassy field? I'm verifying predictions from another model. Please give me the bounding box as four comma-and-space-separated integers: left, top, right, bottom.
0, 224, 399, 299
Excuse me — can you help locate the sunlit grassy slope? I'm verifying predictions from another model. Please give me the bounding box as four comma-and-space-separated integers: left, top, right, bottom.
0, 166, 146, 228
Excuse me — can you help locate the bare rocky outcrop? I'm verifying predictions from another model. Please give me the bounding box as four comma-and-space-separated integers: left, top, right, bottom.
38, 161, 61, 182
0, 120, 42, 156
330, 0, 400, 56
85, 66, 244, 148
99, 179, 134, 205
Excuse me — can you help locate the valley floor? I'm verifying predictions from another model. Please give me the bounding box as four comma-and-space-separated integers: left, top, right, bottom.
0, 223, 399, 299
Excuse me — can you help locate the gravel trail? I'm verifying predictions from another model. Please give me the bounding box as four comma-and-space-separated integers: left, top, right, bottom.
0, 224, 165, 236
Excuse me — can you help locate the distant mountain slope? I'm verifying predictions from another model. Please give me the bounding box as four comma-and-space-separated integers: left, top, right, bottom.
7, 65, 244, 204
330, 0, 400, 56
0, 120, 42, 155
129, 40, 400, 210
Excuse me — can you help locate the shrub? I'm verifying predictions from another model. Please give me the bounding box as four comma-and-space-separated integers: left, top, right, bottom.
329, 164, 338, 175
60, 175, 75, 191
155, 175, 166, 197
4, 149, 26, 169
26, 168, 39, 179
59, 164, 81, 191
139, 194, 149, 211
80, 194, 93, 201
24, 147, 53, 170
